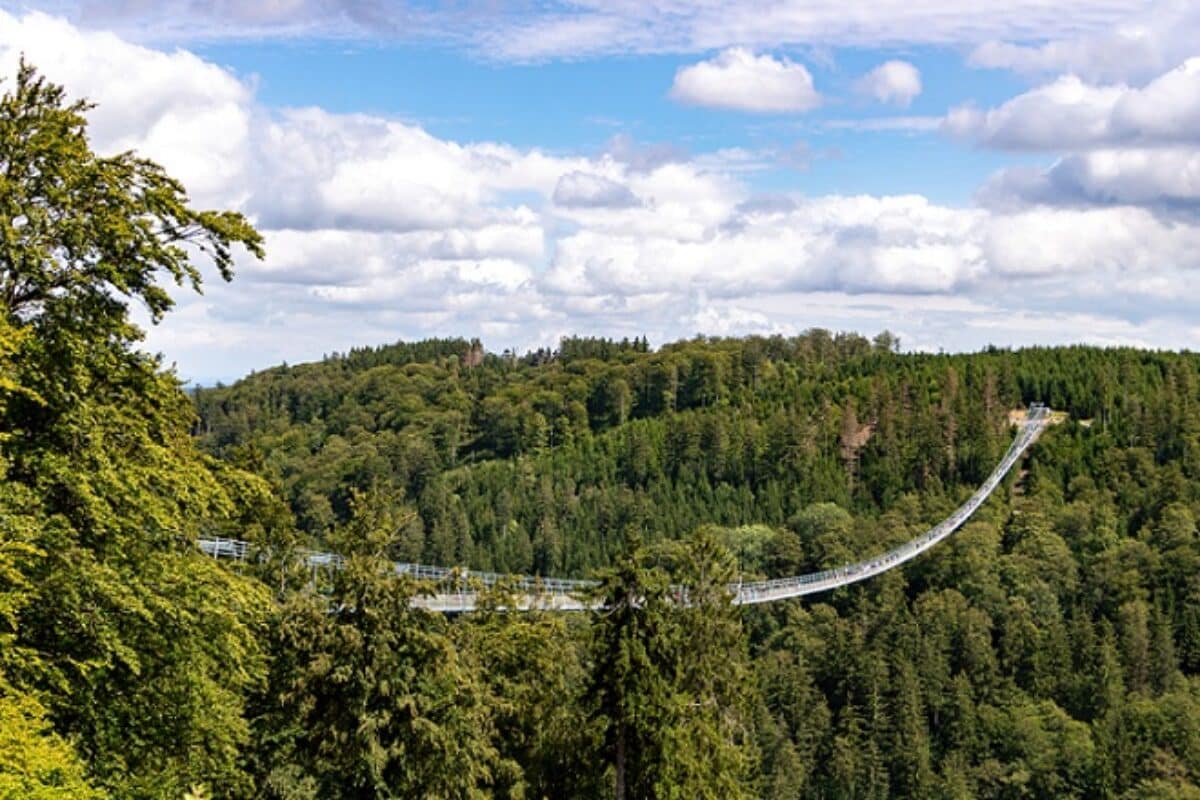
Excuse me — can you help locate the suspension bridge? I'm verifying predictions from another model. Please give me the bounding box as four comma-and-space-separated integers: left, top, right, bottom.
199, 404, 1050, 612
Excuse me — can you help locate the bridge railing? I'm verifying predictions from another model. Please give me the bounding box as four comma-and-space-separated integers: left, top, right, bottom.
733, 406, 1046, 603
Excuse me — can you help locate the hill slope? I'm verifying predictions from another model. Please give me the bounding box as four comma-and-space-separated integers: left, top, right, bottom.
193, 333, 1197, 576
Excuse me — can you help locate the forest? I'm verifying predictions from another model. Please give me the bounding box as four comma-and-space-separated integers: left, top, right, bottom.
4, 61, 1200, 799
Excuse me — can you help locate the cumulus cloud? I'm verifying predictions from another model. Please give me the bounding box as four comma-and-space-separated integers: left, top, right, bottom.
855, 60, 922, 107
546, 195, 973, 299
978, 150, 1200, 210
246, 108, 583, 232
950, 56, 1200, 212
945, 59, 1200, 150
670, 48, 821, 113
978, 206, 1200, 276
5, 8, 1200, 383
946, 78, 1122, 150
553, 172, 640, 208
968, 0, 1199, 83
0, 10, 252, 207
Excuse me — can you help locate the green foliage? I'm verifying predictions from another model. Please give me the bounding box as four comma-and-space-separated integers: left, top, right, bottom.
587, 531, 757, 799
0, 690, 105, 800
199, 326, 1200, 799
254, 493, 499, 799
453, 591, 599, 799
1, 61, 269, 798
8, 56, 1200, 800
196, 328, 1200, 579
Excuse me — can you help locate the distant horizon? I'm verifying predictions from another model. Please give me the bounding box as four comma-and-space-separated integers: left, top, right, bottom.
173, 328, 1194, 388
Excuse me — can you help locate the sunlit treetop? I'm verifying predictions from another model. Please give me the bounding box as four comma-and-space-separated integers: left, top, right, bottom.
0, 58, 263, 339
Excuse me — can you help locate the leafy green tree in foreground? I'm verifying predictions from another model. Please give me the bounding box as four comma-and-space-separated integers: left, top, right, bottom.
0, 61, 270, 797
1, 316, 105, 800
0, 691, 106, 800
453, 587, 601, 799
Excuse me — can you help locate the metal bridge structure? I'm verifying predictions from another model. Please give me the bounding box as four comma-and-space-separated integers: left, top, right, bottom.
199, 405, 1050, 612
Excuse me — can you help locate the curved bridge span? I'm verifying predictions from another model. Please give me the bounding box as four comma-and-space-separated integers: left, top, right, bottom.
200, 405, 1049, 612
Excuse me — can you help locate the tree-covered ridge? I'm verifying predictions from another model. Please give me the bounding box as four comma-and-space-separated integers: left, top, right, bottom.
195, 334, 1199, 572
194, 333, 1200, 798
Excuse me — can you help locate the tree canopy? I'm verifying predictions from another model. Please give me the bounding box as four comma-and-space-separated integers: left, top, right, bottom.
1, 61, 269, 798
0, 59, 261, 333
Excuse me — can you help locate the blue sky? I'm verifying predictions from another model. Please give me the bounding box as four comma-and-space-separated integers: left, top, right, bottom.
193, 41, 1028, 203
2, 1, 1199, 382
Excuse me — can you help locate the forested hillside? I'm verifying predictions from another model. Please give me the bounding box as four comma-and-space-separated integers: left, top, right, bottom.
193, 334, 1196, 574
191, 332, 1200, 798
5, 61, 1200, 800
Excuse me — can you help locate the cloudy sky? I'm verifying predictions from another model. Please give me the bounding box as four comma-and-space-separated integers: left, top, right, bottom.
2, 1, 1199, 382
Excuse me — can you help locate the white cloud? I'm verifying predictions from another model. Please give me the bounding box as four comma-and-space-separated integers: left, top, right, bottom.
855, 60, 922, 107
945, 59, 1200, 150
245, 226, 545, 287
543, 194, 985, 299
0, 10, 252, 207
978, 206, 1200, 276
553, 172, 640, 208
669, 48, 821, 113
251, 108, 495, 231
950, 57, 1200, 212
5, 9, 1200, 384
944, 77, 1124, 150
968, 0, 1200, 83
978, 149, 1200, 209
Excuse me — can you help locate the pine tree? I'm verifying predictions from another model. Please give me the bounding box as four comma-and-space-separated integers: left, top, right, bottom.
255, 492, 499, 799
586, 530, 756, 799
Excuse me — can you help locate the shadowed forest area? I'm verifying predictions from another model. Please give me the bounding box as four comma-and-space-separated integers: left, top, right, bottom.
4, 62, 1200, 800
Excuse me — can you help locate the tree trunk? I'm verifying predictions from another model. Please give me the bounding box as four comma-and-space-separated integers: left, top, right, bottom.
615, 722, 627, 800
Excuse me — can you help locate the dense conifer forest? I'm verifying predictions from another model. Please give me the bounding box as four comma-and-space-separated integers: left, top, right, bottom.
188, 332, 1200, 799
4, 62, 1200, 799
